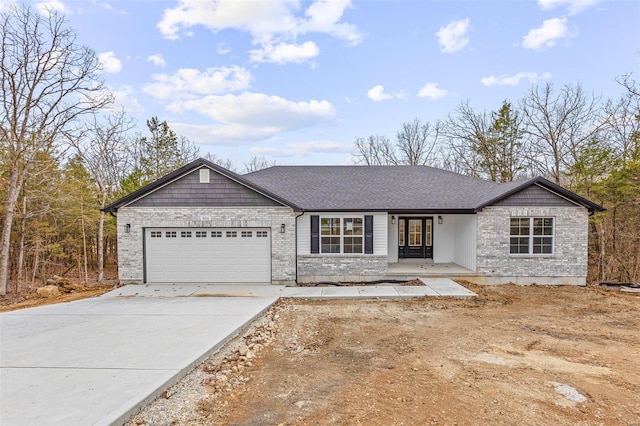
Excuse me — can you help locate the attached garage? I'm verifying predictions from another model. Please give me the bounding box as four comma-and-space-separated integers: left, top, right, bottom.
144, 227, 271, 283
103, 159, 299, 285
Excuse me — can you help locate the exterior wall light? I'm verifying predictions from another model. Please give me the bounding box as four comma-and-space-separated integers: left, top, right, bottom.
125, 224, 131, 233
280, 223, 286, 233
438, 216, 443, 225
391, 215, 396, 225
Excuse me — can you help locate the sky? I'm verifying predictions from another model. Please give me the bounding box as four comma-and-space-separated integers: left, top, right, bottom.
15, 0, 640, 167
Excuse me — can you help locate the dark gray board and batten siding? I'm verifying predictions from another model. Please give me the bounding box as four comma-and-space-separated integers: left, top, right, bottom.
493, 184, 578, 208
129, 169, 281, 208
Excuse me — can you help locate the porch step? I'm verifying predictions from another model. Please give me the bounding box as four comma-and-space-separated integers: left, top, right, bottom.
386, 262, 477, 278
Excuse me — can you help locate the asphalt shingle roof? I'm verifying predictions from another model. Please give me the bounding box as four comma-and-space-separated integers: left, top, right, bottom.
244, 165, 504, 211
104, 159, 604, 213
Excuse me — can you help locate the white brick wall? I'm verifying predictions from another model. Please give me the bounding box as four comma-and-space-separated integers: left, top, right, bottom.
476, 206, 588, 279
116, 206, 297, 284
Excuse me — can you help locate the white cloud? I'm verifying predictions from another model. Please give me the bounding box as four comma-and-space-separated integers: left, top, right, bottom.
367, 85, 404, 102
481, 71, 553, 86
108, 85, 144, 114
168, 93, 336, 143
300, 0, 363, 46
538, 0, 603, 15
157, 0, 363, 64
89, 1, 128, 14
417, 82, 448, 100
98, 51, 122, 73
435, 18, 470, 54
143, 66, 253, 100
217, 42, 231, 55
249, 41, 320, 64
250, 141, 352, 157
522, 17, 570, 50
36, 0, 72, 15
146, 54, 166, 67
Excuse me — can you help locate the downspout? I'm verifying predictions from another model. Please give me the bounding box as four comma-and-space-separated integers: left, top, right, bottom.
294, 210, 305, 285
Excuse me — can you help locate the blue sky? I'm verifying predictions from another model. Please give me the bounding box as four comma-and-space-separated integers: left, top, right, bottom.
23, 0, 640, 166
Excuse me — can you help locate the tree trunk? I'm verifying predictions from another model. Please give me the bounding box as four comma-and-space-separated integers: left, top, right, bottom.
31, 237, 40, 287
16, 197, 27, 293
97, 209, 105, 284
0, 166, 22, 294
81, 201, 89, 284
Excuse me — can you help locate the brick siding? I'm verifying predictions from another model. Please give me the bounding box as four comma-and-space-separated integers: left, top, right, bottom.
117, 206, 297, 284
476, 206, 588, 279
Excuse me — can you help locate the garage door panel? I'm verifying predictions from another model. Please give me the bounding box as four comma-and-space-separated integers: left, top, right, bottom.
145, 228, 271, 283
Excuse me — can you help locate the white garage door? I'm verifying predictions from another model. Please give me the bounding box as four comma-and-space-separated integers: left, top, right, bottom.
145, 228, 271, 283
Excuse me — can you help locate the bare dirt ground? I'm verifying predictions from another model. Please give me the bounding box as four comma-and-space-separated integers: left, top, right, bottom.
0, 279, 116, 312
185, 284, 640, 426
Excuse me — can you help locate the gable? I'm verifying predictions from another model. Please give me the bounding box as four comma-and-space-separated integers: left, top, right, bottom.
492, 184, 578, 208
128, 167, 281, 208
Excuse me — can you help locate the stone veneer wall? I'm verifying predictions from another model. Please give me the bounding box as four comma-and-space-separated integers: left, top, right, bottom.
297, 255, 388, 283
116, 206, 297, 284
475, 206, 588, 285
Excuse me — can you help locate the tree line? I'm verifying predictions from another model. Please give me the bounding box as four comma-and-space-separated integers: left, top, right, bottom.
1, 3, 637, 295
353, 77, 640, 284
0, 4, 268, 294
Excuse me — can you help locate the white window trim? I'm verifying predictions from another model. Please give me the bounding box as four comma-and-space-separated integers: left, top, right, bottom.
509, 217, 555, 256
320, 216, 364, 255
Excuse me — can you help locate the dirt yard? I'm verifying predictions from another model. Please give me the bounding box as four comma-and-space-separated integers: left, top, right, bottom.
186, 284, 640, 426
0, 280, 116, 312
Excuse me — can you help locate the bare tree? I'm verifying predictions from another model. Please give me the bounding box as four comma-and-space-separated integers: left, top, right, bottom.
396, 118, 440, 166
520, 82, 606, 183
0, 4, 112, 294
441, 100, 526, 182
74, 111, 134, 283
353, 119, 441, 166
353, 134, 398, 165
605, 73, 640, 161
441, 101, 492, 178
244, 155, 275, 173
203, 152, 235, 171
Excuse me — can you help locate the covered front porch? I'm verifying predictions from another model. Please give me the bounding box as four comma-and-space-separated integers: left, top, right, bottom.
386, 213, 478, 275
385, 259, 476, 280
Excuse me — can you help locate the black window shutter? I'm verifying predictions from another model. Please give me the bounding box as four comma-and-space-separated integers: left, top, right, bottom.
310, 215, 319, 254
364, 215, 374, 254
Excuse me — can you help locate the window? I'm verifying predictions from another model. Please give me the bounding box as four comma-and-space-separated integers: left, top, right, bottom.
343, 217, 363, 253
241, 231, 252, 238
256, 231, 268, 238
181, 231, 192, 238
196, 231, 207, 238
321, 217, 363, 254
211, 231, 222, 238
150, 231, 162, 238
408, 219, 422, 246
398, 219, 405, 246
510, 217, 554, 255
166, 231, 176, 238
226, 231, 237, 238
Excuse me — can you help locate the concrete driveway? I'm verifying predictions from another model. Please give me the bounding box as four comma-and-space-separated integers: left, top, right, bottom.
0, 285, 279, 426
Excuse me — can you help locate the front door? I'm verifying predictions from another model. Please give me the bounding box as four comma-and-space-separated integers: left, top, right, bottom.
398, 217, 433, 259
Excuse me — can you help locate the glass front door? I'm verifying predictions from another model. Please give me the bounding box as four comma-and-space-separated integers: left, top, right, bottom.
398, 217, 433, 259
